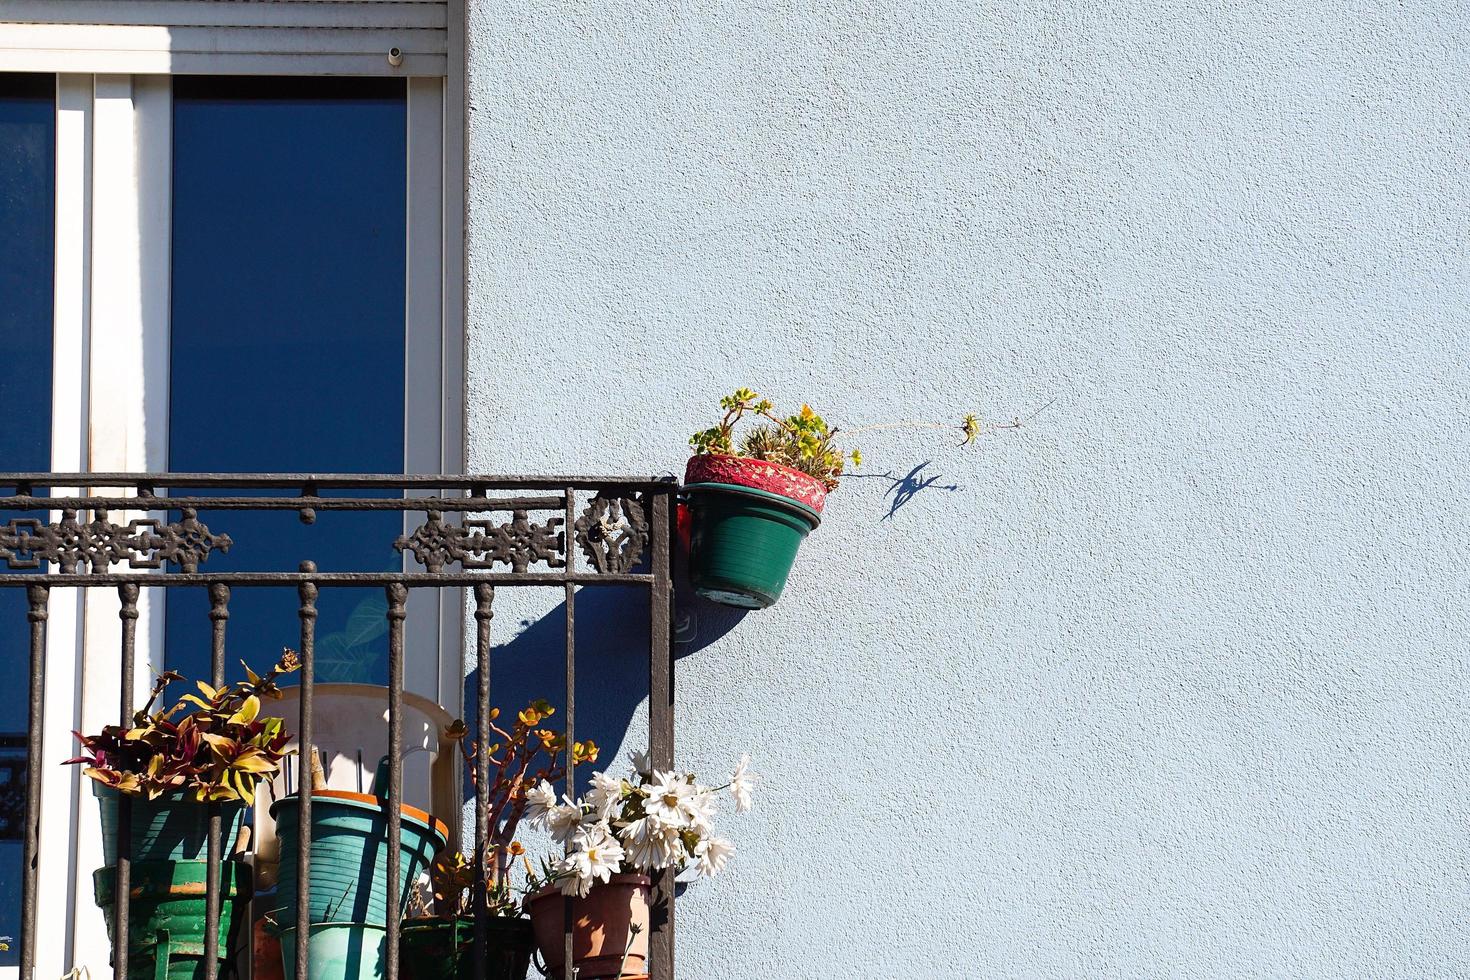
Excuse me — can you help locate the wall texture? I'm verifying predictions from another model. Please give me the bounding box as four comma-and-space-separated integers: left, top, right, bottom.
465, 3, 1468, 976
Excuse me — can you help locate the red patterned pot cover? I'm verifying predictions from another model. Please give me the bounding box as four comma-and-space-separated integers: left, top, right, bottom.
685, 454, 828, 514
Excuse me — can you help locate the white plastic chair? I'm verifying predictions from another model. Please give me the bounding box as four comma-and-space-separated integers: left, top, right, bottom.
250, 683, 461, 889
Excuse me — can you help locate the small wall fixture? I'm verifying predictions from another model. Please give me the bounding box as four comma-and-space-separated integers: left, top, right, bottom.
387, 47, 404, 67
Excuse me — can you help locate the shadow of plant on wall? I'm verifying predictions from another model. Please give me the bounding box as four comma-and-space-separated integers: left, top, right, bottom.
459, 548, 746, 798
842, 461, 962, 520
462, 586, 669, 785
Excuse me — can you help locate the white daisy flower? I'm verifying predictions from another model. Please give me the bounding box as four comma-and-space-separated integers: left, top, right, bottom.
685, 786, 718, 834
545, 796, 586, 843
524, 779, 558, 827
694, 836, 736, 877
558, 823, 626, 897
586, 770, 625, 821
628, 748, 652, 778
729, 754, 756, 813
643, 770, 694, 828
619, 815, 684, 872
555, 852, 591, 897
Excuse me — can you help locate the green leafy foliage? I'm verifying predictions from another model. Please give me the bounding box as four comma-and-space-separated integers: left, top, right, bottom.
65, 651, 300, 804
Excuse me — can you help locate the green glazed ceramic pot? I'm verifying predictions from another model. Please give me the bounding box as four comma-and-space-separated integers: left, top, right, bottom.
270, 791, 448, 928
685, 454, 826, 609
93, 859, 245, 980
400, 917, 534, 980
94, 781, 246, 865
277, 923, 386, 980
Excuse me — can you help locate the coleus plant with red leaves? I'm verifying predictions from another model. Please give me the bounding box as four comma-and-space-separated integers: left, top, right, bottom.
65, 650, 300, 804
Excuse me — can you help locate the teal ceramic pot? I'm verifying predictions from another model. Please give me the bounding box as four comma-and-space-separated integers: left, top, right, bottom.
93, 860, 245, 980
400, 917, 534, 980
684, 455, 827, 609
94, 781, 246, 865
278, 923, 387, 980
270, 791, 447, 928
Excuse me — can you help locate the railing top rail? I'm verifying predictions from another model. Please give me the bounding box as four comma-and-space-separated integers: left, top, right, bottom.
0, 473, 671, 582
0, 471, 679, 490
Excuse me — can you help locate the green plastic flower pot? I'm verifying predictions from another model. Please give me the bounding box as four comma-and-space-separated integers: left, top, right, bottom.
400, 917, 534, 980
93, 860, 245, 980
685, 483, 822, 609
270, 791, 447, 928
278, 922, 386, 980
94, 781, 246, 865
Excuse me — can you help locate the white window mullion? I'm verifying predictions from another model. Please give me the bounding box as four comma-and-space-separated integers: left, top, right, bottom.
23, 71, 96, 980
404, 76, 461, 715
72, 73, 173, 978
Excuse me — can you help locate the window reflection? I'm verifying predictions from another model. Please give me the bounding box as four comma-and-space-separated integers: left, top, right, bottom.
0, 71, 55, 968
167, 77, 407, 686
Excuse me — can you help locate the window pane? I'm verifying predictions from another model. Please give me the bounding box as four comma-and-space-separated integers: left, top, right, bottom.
0, 72, 54, 968
167, 77, 407, 686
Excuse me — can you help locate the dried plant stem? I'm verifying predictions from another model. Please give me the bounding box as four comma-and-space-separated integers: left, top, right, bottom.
309, 746, 327, 791
839, 421, 956, 433
618, 922, 643, 978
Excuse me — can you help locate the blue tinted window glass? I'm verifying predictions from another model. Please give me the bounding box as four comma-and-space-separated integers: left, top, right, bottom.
167, 77, 406, 686
0, 72, 54, 967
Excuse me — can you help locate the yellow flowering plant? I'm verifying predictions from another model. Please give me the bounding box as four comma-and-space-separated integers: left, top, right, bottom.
420, 698, 599, 918
688, 387, 1008, 491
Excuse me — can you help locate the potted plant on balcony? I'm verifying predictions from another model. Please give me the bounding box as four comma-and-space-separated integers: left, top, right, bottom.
268, 763, 449, 980
66, 651, 300, 980
522, 750, 756, 979
401, 699, 599, 980
686, 388, 995, 608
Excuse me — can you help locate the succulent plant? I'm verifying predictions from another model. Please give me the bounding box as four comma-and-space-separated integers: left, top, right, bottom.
689, 388, 1000, 491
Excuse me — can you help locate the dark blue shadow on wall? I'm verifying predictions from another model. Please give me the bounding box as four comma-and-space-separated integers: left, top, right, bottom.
464, 586, 653, 768
461, 525, 746, 776
845, 461, 961, 520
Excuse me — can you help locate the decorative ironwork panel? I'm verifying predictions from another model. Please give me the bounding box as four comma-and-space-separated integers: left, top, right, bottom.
0, 740, 23, 841
395, 509, 566, 573
0, 472, 677, 980
575, 494, 650, 574
0, 507, 232, 573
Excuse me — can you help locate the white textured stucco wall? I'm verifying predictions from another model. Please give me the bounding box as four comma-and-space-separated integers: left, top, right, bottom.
465, 3, 1468, 976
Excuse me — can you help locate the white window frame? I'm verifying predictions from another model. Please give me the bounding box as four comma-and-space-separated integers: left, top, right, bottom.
4, 7, 468, 975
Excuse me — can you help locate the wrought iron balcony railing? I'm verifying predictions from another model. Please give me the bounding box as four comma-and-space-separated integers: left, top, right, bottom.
0, 472, 677, 980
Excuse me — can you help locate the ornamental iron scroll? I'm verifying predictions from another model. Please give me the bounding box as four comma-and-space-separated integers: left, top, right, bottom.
394, 509, 566, 574
0, 508, 233, 573
575, 495, 650, 574
0, 739, 24, 841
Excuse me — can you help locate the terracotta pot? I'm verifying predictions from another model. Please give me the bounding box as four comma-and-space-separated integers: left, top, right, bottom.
526, 874, 651, 979
685, 453, 828, 514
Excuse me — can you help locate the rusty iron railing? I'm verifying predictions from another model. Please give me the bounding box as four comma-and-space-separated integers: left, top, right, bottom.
1, 473, 677, 980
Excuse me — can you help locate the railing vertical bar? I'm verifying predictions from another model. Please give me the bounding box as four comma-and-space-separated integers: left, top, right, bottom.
296, 564, 319, 980
19, 584, 49, 980
648, 489, 675, 980
472, 583, 495, 979
209, 582, 228, 683
385, 583, 409, 980
563, 486, 576, 980
115, 581, 140, 980
203, 583, 230, 980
